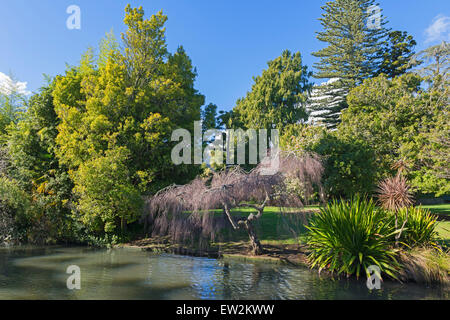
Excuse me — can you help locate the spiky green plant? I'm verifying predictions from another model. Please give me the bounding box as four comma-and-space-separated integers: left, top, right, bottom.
397, 207, 439, 248
306, 196, 400, 279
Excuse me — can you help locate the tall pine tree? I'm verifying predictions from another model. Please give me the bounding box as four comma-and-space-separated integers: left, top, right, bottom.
202, 103, 219, 132
311, 0, 388, 129
376, 30, 417, 78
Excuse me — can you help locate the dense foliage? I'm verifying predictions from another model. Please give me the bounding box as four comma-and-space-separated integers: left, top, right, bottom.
0, 176, 30, 243
281, 125, 377, 198
340, 73, 449, 196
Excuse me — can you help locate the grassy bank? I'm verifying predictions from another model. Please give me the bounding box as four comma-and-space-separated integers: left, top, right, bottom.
131, 204, 450, 252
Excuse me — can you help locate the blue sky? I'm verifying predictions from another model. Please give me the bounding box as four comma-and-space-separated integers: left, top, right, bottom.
1, 0, 449, 112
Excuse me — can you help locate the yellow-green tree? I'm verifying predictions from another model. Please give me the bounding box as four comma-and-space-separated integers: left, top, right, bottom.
53, 6, 204, 235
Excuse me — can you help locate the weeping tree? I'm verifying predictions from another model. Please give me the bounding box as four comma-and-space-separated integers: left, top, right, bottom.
144, 152, 324, 255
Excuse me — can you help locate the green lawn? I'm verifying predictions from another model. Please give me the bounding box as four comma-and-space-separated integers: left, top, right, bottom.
421, 203, 450, 216
217, 206, 318, 246
420, 204, 450, 241
214, 204, 450, 247
436, 222, 450, 243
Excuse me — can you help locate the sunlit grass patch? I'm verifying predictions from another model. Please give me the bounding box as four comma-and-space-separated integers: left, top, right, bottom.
421, 204, 450, 216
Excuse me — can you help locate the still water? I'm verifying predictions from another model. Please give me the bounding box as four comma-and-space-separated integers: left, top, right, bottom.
0, 246, 447, 300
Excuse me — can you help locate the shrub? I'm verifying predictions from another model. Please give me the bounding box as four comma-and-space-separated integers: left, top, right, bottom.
281, 124, 378, 199
0, 176, 31, 243
306, 196, 400, 279
397, 207, 439, 248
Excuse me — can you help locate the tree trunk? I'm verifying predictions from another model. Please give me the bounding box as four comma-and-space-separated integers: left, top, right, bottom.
244, 221, 264, 255
121, 217, 127, 233
222, 200, 267, 256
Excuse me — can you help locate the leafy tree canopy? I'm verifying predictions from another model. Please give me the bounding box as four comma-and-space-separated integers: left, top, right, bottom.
52, 5, 205, 233
232, 50, 312, 131
339, 73, 449, 196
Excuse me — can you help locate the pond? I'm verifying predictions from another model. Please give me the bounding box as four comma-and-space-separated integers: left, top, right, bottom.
0, 246, 447, 300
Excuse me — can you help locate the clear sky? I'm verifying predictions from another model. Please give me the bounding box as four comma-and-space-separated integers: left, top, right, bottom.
1, 0, 449, 112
